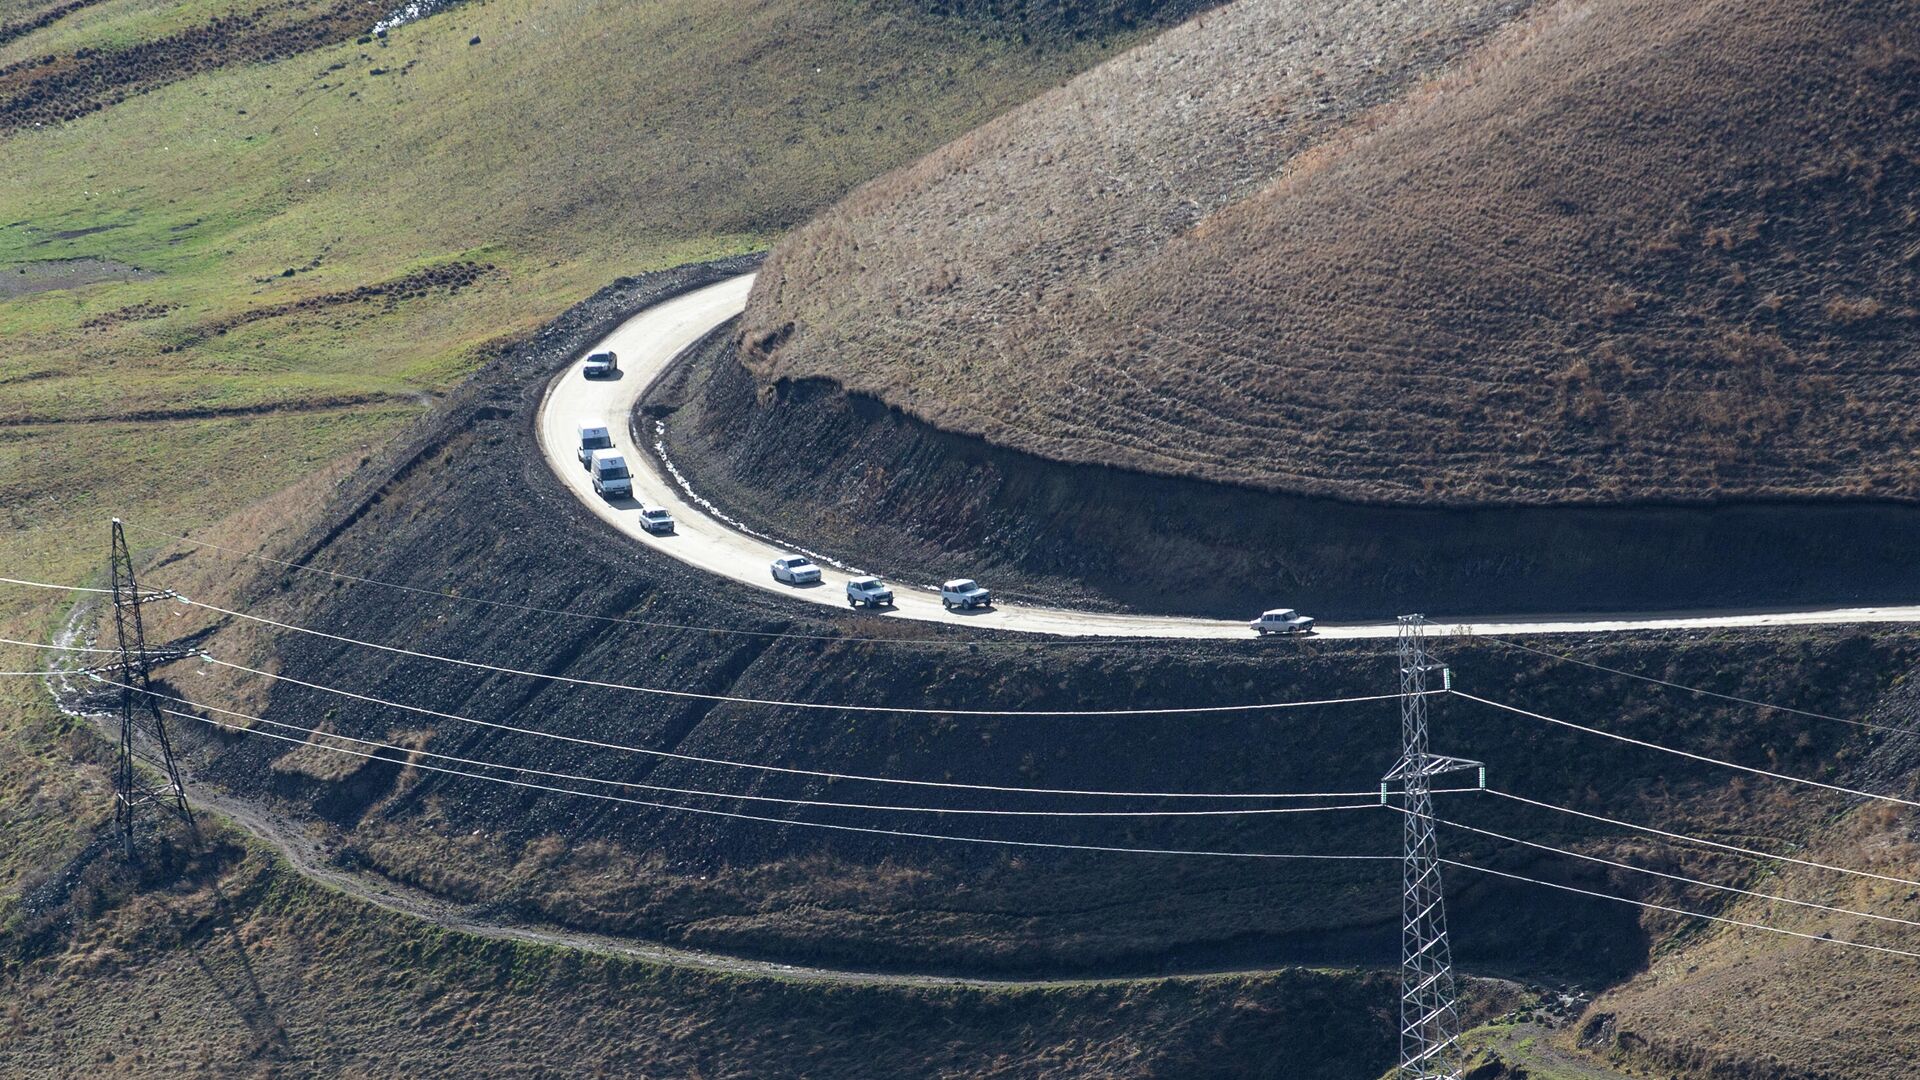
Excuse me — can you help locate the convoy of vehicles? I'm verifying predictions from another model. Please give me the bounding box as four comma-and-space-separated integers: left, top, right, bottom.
770, 555, 823, 584
846, 576, 894, 608
575, 399, 1315, 628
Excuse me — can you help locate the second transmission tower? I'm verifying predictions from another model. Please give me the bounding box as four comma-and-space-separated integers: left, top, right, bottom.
1383, 615, 1481, 1080
109, 518, 195, 860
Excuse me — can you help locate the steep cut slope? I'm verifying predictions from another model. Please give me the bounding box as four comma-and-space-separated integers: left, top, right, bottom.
114, 262, 1920, 986
742, 0, 1920, 507
30, 262, 1920, 1076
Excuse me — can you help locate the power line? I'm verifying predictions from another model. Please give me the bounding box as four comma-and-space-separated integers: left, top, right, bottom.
1451, 691, 1920, 810
25, 633, 1413, 801
159, 591, 1417, 718
0, 574, 115, 595
199, 651, 1419, 798
3, 575, 1405, 718
1443, 858, 1920, 961
1476, 634, 1909, 735
106, 676, 1391, 820
1485, 788, 1920, 891
115, 518, 1222, 651
0, 637, 120, 655
161, 706, 1399, 863
1422, 812, 1920, 931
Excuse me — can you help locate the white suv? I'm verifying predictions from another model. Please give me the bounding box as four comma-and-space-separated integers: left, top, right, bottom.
846, 576, 894, 608
1251, 608, 1315, 636
941, 579, 991, 610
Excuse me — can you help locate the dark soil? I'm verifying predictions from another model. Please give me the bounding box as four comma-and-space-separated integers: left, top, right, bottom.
79, 300, 178, 330
0, 0, 106, 50
658, 329, 1920, 620
910, 0, 1224, 40
129, 259, 1920, 996
0, 0, 384, 133
162, 260, 494, 352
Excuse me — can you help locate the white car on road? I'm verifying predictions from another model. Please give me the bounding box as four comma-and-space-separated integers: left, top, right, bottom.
941, 579, 992, 611
846, 576, 894, 608
638, 505, 675, 535
589, 449, 633, 500
771, 555, 822, 585
576, 419, 613, 468
1251, 608, 1315, 635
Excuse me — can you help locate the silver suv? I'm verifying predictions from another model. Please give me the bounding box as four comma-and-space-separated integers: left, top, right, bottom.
846, 576, 894, 608
941, 579, 991, 610
582, 350, 619, 378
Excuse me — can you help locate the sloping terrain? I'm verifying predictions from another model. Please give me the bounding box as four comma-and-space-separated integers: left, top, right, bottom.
0, 834, 1425, 1079
742, 0, 1920, 507
658, 321, 1920, 617
14, 265, 1917, 1075
0, 3, 1247, 1073
0, 0, 1161, 624
1577, 683, 1920, 1077
3, 263, 1917, 1075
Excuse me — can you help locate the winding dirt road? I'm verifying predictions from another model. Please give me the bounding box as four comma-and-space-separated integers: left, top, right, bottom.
538, 273, 1920, 640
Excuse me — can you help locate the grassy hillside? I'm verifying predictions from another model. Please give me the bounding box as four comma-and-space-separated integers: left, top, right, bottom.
0, 0, 1148, 906
0, 0, 1151, 628
0, 4, 1185, 1073
742, 0, 1920, 507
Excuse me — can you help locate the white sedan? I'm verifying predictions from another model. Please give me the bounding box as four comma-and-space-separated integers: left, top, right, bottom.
770, 555, 823, 585
1251, 608, 1316, 635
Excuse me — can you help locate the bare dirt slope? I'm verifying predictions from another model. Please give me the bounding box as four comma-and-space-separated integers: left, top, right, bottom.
742, 0, 1920, 507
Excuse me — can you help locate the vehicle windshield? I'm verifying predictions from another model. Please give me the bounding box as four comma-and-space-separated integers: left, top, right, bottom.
793, 560, 816, 570
951, 580, 977, 592
599, 464, 629, 479
587, 353, 612, 365
643, 509, 667, 519
1267, 610, 1294, 619
582, 433, 612, 449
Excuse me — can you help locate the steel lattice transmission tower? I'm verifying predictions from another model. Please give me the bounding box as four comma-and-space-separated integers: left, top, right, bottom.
1382, 615, 1482, 1080
109, 518, 195, 860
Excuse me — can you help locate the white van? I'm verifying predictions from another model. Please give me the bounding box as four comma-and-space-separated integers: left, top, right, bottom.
590, 449, 633, 500
577, 419, 613, 468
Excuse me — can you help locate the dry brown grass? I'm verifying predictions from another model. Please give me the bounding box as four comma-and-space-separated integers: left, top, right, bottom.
743, 0, 1920, 507
1587, 799, 1920, 1078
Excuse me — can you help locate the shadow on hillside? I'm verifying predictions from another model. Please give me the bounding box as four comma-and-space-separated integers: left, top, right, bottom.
186, 883, 292, 1060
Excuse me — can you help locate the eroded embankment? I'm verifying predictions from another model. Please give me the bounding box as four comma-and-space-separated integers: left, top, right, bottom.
654, 331, 1920, 620
126, 262, 1920, 1033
